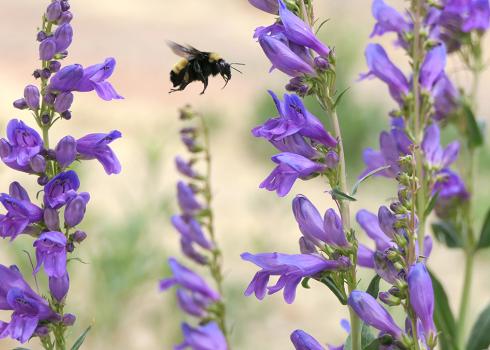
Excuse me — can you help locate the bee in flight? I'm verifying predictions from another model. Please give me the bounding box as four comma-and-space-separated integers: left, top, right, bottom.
168, 41, 243, 94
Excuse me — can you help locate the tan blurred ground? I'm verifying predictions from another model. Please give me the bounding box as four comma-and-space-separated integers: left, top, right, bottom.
0, 0, 489, 349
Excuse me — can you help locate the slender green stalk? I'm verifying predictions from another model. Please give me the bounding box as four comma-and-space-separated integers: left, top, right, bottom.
457, 249, 474, 349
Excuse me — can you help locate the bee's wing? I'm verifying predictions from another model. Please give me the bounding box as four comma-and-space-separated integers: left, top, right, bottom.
167, 41, 202, 59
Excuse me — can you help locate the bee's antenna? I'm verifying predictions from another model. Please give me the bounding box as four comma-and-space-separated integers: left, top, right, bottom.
230, 63, 245, 74
231, 66, 243, 74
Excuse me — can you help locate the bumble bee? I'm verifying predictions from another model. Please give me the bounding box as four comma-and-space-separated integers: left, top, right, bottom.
168, 41, 243, 94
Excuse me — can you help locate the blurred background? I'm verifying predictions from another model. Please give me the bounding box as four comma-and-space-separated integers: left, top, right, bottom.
0, 0, 489, 349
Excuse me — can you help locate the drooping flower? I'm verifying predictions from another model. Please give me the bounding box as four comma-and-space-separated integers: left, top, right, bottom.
248, 0, 279, 14
175, 322, 227, 350
176, 289, 211, 318
43, 170, 80, 209
0, 119, 43, 172
419, 44, 447, 91
49, 58, 123, 101
260, 152, 326, 197
362, 44, 410, 104
0, 265, 57, 344
290, 329, 326, 350
421, 123, 459, 169
175, 156, 198, 178
55, 135, 77, 169
159, 258, 220, 301
242, 252, 350, 303
432, 74, 460, 121
356, 209, 394, 251
64, 193, 90, 227
171, 215, 213, 250
370, 0, 411, 38
176, 181, 203, 215
49, 272, 70, 302
348, 290, 403, 339
76, 130, 122, 174
33, 231, 67, 278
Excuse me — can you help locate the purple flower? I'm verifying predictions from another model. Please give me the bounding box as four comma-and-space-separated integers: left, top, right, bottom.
290, 330, 325, 350
433, 169, 469, 207
278, 0, 330, 56
55, 135, 77, 169
356, 209, 393, 251
407, 263, 436, 344
39, 38, 57, 60
260, 152, 326, 197
175, 322, 227, 350
373, 251, 402, 284
46, 1, 62, 21
420, 44, 446, 90
0, 264, 57, 343
53, 23, 73, 53
49, 58, 123, 101
176, 289, 211, 317
422, 123, 459, 169
0, 119, 43, 172
76, 130, 122, 174
432, 74, 460, 120
292, 195, 328, 245
378, 206, 397, 239
49, 272, 70, 302
171, 215, 213, 250
252, 91, 337, 148
362, 44, 409, 104
323, 209, 349, 247
462, 0, 490, 32
175, 156, 198, 178
159, 258, 220, 301
370, 0, 411, 38
33, 231, 67, 278
348, 290, 403, 339
180, 237, 209, 265
64, 193, 90, 227
177, 181, 203, 214
54, 92, 74, 113
24, 85, 40, 110
249, 0, 279, 14
357, 244, 375, 268
0, 184, 43, 240
242, 252, 350, 303
258, 35, 315, 77
44, 170, 80, 209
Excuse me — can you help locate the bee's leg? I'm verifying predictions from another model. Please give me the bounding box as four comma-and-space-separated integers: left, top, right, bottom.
200, 76, 209, 95
221, 77, 229, 89
169, 82, 189, 94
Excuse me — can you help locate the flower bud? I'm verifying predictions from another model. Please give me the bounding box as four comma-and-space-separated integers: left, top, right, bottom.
54, 24, 73, 52
62, 313, 76, 326
0, 139, 10, 158
378, 206, 397, 238
314, 56, 329, 71
39, 38, 56, 60
35, 326, 50, 337
379, 291, 401, 306
37, 175, 49, 186
33, 69, 42, 79
46, 1, 62, 21
323, 208, 349, 247
41, 68, 52, 79
248, 0, 279, 14
55, 135, 76, 168
49, 273, 69, 302
49, 60, 61, 72
24, 85, 40, 110
54, 92, 74, 113
44, 92, 56, 105
41, 114, 51, 125
298, 237, 317, 254
64, 194, 89, 227
290, 329, 324, 350
325, 151, 339, 168
44, 208, 60, 231
30, 154, 46, 173
13, 98, 28, 110
66, 242, 74, 252
73, 230, 87, 243
61, 0, 70, 11
37, 31, 48, 42
61, 111, 72, 120
59, 11, 73, 24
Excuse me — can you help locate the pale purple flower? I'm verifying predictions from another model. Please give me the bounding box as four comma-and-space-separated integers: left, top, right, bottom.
175, 156, 198, 178
64, 193, 90, 227
370, 0, 411, 38
171, 215, 213, 250
177, 181, 202, 214
421, 123, 459, 169
24, 85, 40, 110
357, 244, 375, 268
176, 289, 211, 317
420, 44, 447, 90
49, 272, 69, 302
432, 74, 460, 121
33, 231, 67, 278
55, 135, 77, 169
175, 322, 227, 350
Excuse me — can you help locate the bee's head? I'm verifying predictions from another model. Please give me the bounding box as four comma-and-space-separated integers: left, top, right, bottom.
218, 59, 232, 80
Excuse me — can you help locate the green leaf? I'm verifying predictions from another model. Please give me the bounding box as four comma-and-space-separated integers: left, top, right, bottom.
477, 208, 490, 250
361, 323, 376, 347
71, 326, 92, 350
330, 188, 357, 202
424, 192, 439, 217
319, 276, 347, 305
366, 275, 381, 299
362, 339, 381, 350
462, 102, 484, 149
432, 221, 463, 249
351, 165, 391, 196
429, 270, 459, 350
467, 304, 490, 350
333, 87, 351, 109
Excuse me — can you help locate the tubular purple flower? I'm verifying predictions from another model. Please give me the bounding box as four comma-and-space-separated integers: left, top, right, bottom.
363, 44, 409, 104
290, 329, 325, 350
357, 244, 375, 268
422, 123, 459, 169
180, 237, 209, 265
433, 74, 459, 120
76, 130, 122, 174
46, 1, 62, 21
49, 272, 69, 302
348, 290, 403, 339
462, 0, 490, 31
373, 251, 402, 284
323, 209, 349, 247
44, 208, 60, 231
159, 258, 220, 301
278, 0, 330, 56
356, 209, 393, 251
175, 322, 227, 350
292, 195, 326, 244
30, 155, 46, 173
24, 85, 40, 110
33, 231, 67, 278
0, 192, 43, 240
260, 152, 325, 197
177, 181, 203, 214
407, 263, 436, 342
175, 156, 198, 178
370, 0, 411, 37
176, 289, 211, 317
378, 206, 397, 238
258, 35, 315, 77
0, 265, 57, 344
64, 193, 90, 227
248, 0, 279, 14
1, 119, 43, 171
54, 92, 74, 113
54, 24, 73, 52
171, 215, 213, 250
420, 44, 446, 90
9, 182, 30, 202
39, 38, 57, 60
43, 170, 80, 209
433, 169, 468, 201
242, 252, 350, 303
55, 135, 77, 168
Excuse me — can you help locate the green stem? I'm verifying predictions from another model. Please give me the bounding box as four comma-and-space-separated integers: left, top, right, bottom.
457, 250, 474, 349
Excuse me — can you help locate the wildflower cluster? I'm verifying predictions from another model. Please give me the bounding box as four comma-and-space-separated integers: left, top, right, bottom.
0, 0, 122, 347
159, 106, 229, 349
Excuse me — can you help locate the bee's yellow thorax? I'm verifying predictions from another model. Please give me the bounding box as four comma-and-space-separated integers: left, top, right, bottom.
172, 59, 188, 73
209, 52, 221, 62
